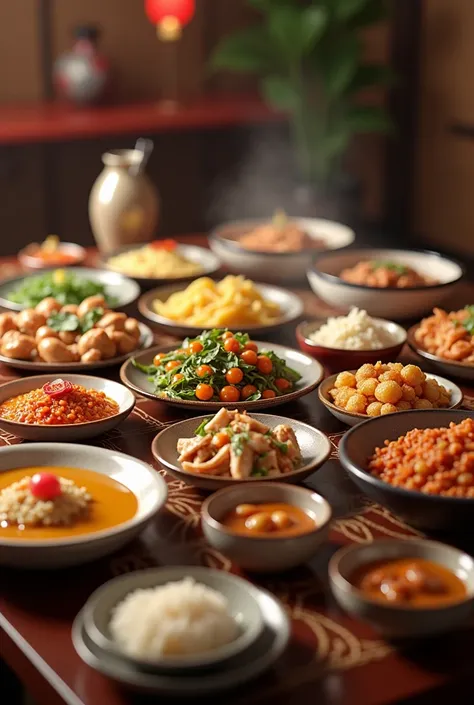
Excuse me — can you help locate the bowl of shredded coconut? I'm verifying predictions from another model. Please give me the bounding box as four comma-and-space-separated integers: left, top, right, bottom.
296, 309, 406, 373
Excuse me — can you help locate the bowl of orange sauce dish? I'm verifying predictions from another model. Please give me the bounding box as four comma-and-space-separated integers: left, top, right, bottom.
202, 482, 332, 573
329, 539, 474, 638
19, 236, 86, 269
0, 442, 167, 568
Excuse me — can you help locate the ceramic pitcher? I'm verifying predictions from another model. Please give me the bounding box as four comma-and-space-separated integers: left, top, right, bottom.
88, 149, 159, 254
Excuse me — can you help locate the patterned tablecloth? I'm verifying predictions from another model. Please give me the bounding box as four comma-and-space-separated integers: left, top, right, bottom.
1, 249, 473, 705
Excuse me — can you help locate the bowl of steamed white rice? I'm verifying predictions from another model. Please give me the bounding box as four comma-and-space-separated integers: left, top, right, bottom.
82, 566, 265, 671
296, 309, 406, 374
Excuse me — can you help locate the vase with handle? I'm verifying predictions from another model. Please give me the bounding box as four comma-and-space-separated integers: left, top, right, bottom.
89, 139, 159, 254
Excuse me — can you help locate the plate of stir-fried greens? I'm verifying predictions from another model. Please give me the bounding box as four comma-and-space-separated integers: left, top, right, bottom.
121, 328, 324, 410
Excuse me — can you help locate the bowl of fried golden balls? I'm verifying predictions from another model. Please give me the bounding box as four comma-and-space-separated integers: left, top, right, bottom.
318, 362, 462, 426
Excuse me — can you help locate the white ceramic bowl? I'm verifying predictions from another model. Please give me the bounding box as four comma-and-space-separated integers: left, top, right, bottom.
0, 374, 136, 441
0, 443, 168, 568
308, 249, 464, 320
209, 217, 355, 284
318, 371, 463, 427
329, 539, 474, 638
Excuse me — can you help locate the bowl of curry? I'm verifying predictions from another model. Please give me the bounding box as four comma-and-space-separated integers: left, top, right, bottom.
329, 538, 474, 638
0, 442, 168, 568
202, 482, 332, 573
0, 374, 135, 441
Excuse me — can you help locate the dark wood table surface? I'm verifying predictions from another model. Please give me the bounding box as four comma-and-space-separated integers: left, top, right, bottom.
1, 240, 473, 705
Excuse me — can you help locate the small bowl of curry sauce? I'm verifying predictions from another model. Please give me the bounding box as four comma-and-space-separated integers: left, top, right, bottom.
201, 482, 332, 573
329, 539, 474, 638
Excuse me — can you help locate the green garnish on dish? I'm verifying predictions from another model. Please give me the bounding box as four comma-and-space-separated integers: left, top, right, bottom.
133, 328, 302, 402
47, 307, 105, 335
370, 261, 408, 276
8, 270, 117, 308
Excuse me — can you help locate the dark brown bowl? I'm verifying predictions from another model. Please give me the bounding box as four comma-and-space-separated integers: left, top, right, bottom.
296, 318, 407, 374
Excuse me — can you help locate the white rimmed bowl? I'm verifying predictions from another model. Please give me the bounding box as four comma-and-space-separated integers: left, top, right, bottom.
137, 281, 304, 337
151, 413, 332, 491
0, 267, 141, 312
101, 243, 221, 289
82, 566, 264, 671
0, 374, 136, 441
202, 482, 332, 573
329, 539, 474, 638
0, 443, 167, 568
318, 370, 463, 427
308, 249, 464, 320
209, 217, 355, 284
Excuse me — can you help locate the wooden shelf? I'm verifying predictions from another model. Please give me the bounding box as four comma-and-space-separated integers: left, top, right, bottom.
0, 94, 284, 145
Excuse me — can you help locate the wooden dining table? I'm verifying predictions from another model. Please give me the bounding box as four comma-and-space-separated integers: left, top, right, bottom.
1, 238, 473, 705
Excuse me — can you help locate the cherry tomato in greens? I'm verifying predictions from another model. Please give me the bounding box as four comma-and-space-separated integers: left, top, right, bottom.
240, 349, 257, 366
29, 472, 62, 501
42, 379, 73, 399
195, 383, 214, 401
220, 385, 240, 402
172, 373, 184, 383
165, 360, 180, 372
222, 331, 234, 340
275, 377, 291, 391
262, 389, 276, 399
188, 341, 203, 354
212, 431, 230, 448
257, 355, 273, 374
241, 384, 257, 400
196, 364, 213, 378
225, 367, 244, 385
224, 338, 241, 354
153, 353, 166, 366
243, 341, 258, 352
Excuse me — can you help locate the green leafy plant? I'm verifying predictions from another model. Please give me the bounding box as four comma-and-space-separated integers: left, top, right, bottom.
212, 0, 394, 185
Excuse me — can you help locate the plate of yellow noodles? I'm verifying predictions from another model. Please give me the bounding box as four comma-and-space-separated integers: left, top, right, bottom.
101, 241, 220, 289
138, 275, 304, 335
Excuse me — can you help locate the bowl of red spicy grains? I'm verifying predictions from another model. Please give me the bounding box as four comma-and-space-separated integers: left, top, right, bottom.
339, 410, 474, 532
0, 374, 135, 441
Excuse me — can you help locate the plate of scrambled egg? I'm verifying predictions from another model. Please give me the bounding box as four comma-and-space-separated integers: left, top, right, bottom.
137, 275, 304, 336
102, 241, 220, 288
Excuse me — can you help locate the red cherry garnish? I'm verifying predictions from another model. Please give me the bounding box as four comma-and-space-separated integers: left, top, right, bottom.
29, 473, 62, 501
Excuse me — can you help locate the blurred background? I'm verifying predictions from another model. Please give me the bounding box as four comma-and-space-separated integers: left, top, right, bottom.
0, 0, 472, 260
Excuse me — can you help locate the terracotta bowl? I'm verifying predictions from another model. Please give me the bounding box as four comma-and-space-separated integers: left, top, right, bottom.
18, 242, 87, 270
202, 482, 332, 573
296, 318, 407, 374
329, 539, 474, 638
338, 409, 474, 531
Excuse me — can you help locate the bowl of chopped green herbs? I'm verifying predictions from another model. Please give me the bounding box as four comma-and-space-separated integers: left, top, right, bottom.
120, 329, 324, 410
0, 268, 140, 311
308, 249, 464, 320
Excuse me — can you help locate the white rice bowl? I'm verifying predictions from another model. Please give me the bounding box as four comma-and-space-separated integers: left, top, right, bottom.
109, 577, 239, 662
310, 308, 399, 350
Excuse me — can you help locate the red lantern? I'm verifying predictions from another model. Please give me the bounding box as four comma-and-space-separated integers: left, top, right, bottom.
145, 0, 195, 41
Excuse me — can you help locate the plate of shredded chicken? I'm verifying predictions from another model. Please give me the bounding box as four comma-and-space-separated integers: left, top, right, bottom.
151, 408, 332, 490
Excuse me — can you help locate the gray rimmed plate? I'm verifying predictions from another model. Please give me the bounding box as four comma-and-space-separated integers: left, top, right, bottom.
100, 243, 221, 289
72, 567, 290, 696
82, 566, 264, 671
0, 267, 141, 312
0, 442, 168, 568
120, 341, 324, 412
0, 321, 153, 372
407, 324, 474, 382
0, 374, 135, 441
137, 281, 304, 336
318, 370, 463, 427
151, 413, 332, 491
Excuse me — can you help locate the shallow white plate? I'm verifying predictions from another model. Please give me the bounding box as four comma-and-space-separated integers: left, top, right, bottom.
138, 281, 304, 336
0, 443, 167, 568
121, 341, 324, 412
0, 267, 141, 312
0, 374, 135, 441
319, 371, 463, 427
